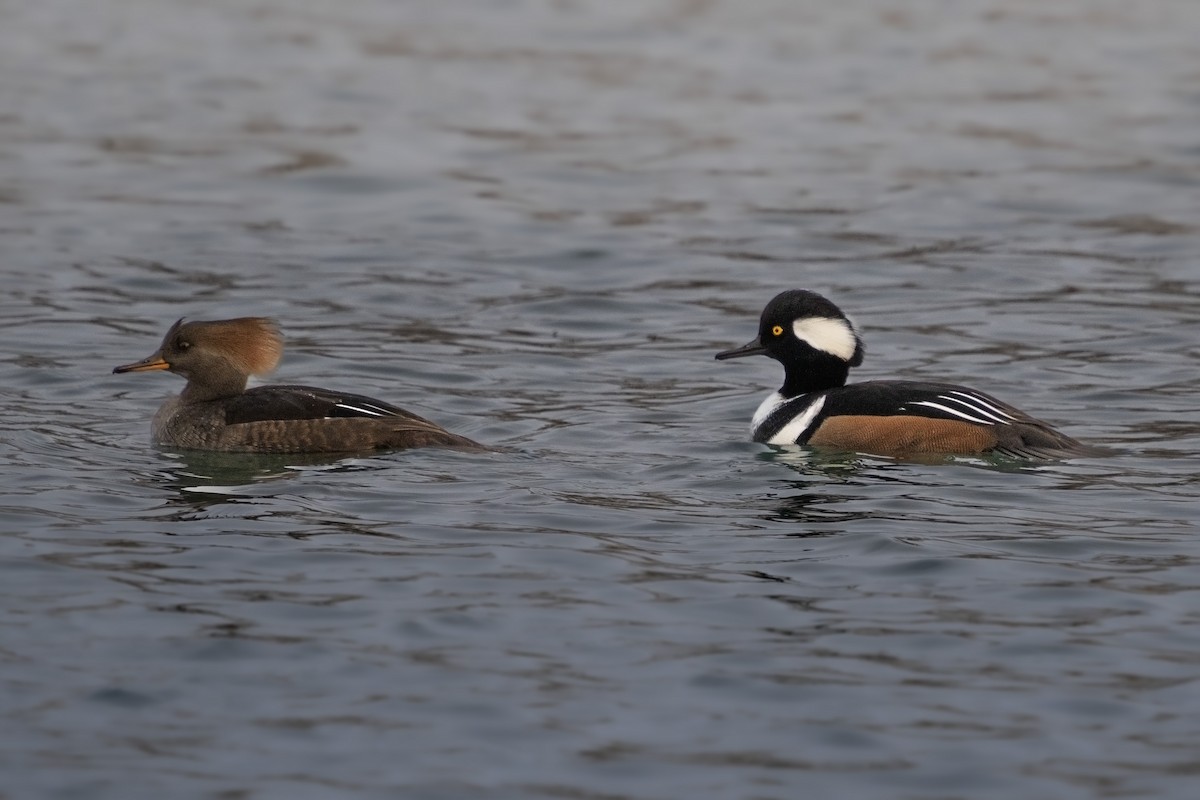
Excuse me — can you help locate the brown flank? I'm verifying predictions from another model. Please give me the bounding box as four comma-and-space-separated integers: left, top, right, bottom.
807, 415, 999, 456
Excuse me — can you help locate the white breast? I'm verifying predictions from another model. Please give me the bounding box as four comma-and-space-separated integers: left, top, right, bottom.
750, 392, 827, 445
764, 395, 826, 445
751, 391, 787, 432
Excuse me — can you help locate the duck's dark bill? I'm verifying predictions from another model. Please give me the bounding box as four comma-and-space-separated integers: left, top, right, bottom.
715, 338, 767, 360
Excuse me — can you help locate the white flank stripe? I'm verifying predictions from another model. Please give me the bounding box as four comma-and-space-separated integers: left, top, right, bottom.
908, 400, 994, 426
947, 390, 1019, 421
767, 396, 827, 445
792, 317, 858, 361
335, 402, 388, 417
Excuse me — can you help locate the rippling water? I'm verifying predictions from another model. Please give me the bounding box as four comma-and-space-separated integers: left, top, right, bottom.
3, 1, 1200, 798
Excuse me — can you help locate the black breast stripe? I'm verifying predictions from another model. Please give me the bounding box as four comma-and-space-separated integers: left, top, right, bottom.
754, 394, 828, 443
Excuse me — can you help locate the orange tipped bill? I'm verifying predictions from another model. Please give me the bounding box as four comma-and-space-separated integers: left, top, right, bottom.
113, 352, 170, 374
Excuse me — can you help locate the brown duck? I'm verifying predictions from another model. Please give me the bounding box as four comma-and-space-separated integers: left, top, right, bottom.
114, 317, 483, 453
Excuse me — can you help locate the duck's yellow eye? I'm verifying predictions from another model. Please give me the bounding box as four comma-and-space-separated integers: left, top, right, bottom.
771, 325, 784, 336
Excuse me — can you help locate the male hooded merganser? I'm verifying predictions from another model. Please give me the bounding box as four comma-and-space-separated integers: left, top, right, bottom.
716, 290, 1090, 459
114, 317, 483, 453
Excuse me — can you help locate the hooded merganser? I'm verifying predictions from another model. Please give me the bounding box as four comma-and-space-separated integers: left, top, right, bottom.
716, 290, 1091, 459
114, 317, 483, 453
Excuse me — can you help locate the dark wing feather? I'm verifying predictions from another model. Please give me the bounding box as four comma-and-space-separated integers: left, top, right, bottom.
822, 380, 1035, 422
821, 380, 1089, 458
224, 385, 428, 425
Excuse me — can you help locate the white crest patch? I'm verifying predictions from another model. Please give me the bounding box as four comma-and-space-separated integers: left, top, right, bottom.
792, 317, 858, 361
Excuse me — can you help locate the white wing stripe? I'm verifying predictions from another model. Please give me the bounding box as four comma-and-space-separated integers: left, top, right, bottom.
947, 390, 1019, 421
935, 395, 1011, 424
908, 400, 994, 425
334, 402, 389, 417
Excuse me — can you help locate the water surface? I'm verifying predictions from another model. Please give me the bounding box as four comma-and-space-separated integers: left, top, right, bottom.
3, 1, 1200, 799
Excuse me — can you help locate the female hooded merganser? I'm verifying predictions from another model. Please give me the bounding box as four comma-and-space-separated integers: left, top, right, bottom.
716, 290, 1090, 459
114, 317, 483, 453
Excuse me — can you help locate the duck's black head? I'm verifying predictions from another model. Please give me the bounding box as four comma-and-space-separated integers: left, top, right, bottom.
716, 289, 864, 397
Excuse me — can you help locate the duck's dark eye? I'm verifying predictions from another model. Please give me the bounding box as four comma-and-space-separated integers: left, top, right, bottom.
771, 325, 784, 336
176, 340, 191, 352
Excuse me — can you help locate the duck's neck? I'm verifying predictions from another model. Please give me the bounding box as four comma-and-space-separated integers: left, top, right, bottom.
179, 372, 250, 404
779, 359, 850, 399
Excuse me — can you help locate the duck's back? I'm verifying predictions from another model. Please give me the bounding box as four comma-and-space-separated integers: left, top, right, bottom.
152, 385, 482, 453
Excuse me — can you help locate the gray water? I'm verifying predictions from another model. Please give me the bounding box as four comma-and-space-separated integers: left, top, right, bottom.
3, 1, 1200, 798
